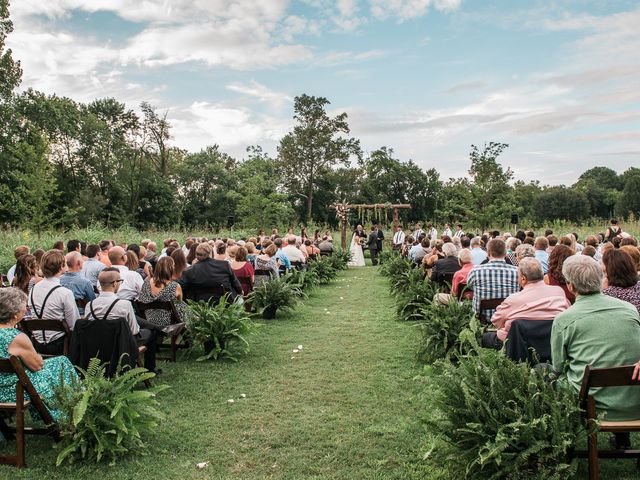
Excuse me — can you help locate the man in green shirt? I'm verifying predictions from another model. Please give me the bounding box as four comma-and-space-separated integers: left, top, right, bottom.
551, 254, 640, 448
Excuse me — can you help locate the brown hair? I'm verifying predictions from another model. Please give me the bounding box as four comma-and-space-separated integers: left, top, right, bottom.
620, 245, 640, 272
153, 257, 175, 286
603, 249, 637, 288
13, 245, 30, 260
235, 246, 248, 262
621, 237, 638, 247
41, 250, 65, 277
12, 254, 37, 293
487, 238, 506, 258
186, 243, 198, 265
582, 245, 597, 258
547, 235, 558, 247
170, 249, 187, 279
125, 250, 139, 271
264, 244, 277, 257
548, 244, 573, 286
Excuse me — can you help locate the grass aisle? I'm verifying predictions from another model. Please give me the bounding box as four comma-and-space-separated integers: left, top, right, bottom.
1, 266, 434, 479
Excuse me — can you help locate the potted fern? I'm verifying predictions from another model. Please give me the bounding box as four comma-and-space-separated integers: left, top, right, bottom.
186, 297, 257, 361
249, 277, 300, 319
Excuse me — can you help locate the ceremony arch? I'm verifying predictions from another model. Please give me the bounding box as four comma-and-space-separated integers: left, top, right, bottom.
331, 203, 411, 249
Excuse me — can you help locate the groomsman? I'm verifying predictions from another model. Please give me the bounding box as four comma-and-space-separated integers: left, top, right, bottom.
427, 223, 438, 240
376, 225, 384, 262
454, 224, 465, 238
443, 223, 453, 238
367, 227, 379, 266
414, 223, 424, 240
392, 225, 405, 250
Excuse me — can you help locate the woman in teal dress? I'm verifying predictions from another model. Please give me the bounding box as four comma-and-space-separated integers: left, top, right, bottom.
0, 288, 77, 421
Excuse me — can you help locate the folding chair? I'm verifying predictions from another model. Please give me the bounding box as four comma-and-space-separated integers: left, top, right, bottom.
478, 297, 506, 325
0, 356, 61, 468
17, 319, 71, 357
135, 300, 186, 363
574, 364, 640, 479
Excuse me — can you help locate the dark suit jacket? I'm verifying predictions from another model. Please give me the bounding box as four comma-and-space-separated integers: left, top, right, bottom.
377, 229, 384, 251
181, 258, 243, 303
367, 232, 379, 250
431, 256, 461, 285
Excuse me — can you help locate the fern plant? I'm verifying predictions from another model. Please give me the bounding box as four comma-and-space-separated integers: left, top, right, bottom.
283, 268, 318, 295
393, 269, 441, 322
327, 249, 351, 270
416, 299, 476, 364
53, 358, 166, 466
249, 277, 300, 318
187, 297, 257, 361
307, 257, 337, 284
424, 348, 585, 479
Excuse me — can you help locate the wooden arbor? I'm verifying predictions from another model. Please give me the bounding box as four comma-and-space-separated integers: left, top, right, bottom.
331, 203, 411, 249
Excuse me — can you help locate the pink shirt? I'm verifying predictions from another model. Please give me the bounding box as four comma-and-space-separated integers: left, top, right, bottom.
452, 262, 474, 296
491, 280, 570, 341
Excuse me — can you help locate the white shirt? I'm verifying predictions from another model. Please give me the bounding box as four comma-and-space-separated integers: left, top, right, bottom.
393, 231, 405, 245
85, 292, 140, 335
111, 265, 143, 301
282, 245, 306, 263
443, 228, 453, 237
414, 228, 424, 239
454, 229, 465, 238
28, 277, 79, 343
429, 227, 438, 239
7, 264, 16, 284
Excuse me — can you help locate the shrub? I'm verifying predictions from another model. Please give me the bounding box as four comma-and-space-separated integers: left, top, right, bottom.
327, 249, 351, 270
187, 297, 258, 361
307, 257, 337, 284
424, 348, 585, 479
417, 299, 477, 364
379, 253, 411, 282
249, 277, 301, 318
53, 358, 166, 466
393, 269, 441, 321
283, 268, 318, 295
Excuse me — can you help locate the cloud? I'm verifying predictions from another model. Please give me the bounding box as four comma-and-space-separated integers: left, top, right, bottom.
444, 80, 487, 93
370, 0, 463, 21
226, 81, 293, 108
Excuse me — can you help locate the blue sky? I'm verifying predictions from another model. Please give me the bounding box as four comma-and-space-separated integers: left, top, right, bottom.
7, 0, 640, 185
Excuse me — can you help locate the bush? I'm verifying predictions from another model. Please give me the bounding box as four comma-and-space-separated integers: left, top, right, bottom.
249, 277, 301, 317
326, 249, 351, 270
417, 299, 477, 364
187, 297, 258, 361
393, 269, 441, 321
379, 253, 411, 282
283, 268, 318, 295
307, 257, 337, 284
424, 348, 585, 479
53, 359, 166, 466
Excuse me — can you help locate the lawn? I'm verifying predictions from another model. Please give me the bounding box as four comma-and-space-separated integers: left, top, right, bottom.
1, 265, 639, 479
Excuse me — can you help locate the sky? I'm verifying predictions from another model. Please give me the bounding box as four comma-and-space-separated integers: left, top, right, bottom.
6, 0, 640, 185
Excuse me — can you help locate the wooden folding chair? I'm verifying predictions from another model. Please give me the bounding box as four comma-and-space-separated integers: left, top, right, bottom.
17, 319, 71, 357
478, 297, 506, 325
135, 300, 186, 363
574, 364, 640, 480
0, 356, 61, 468
455, 283, 473, 301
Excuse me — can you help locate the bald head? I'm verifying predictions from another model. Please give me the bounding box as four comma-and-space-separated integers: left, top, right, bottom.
108, 246, 126, 266
65, 251, 83, 272
98, 267, 122, 292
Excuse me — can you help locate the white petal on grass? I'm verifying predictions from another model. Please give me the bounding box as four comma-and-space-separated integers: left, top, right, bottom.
293, 349, 299, 353
240, 393, 247, 399
297, 345, 303, 350
227, 399, 235, 404
196, 462, 210, 469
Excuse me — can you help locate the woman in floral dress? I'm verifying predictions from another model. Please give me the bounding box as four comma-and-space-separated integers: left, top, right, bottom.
0, 288, 77, 421
137, 257, 190, 328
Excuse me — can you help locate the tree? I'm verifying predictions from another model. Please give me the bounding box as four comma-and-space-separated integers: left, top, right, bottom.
141, 102, 171, 177
466, 142, 515, 229
616, 174, 640, 220
532, 186, 590, 223
0, 0, 21, 103
512, 180, 542, 223
572, 166, 620, 218
278, 94, 361, 222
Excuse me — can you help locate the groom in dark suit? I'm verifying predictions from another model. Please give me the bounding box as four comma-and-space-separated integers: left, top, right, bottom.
367, 226, 379, 266
376, 225, 384, 263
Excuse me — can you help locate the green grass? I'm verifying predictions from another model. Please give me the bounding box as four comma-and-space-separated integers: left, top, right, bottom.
2, 265, 639, 479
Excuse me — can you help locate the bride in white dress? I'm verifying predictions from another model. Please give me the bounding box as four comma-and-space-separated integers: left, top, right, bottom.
348, 232, 366, 267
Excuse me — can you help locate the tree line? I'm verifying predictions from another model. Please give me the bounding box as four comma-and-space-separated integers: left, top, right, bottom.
1, 2, 639, 233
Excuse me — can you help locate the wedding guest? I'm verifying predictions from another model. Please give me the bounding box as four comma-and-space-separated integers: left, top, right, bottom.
534, 237, 550, 274
231, 247, 254, 297
6, 245, 30, 284
318, 236, 334, 255
470, 237, 487, 265
181, 243, 242, 303
452, 249, 474, 298
138, 257, 191, 327
602, 249, 640, 313
107, 246, 144, 301
11, 254, 41, 295
170, 248, 187, 281
80, 244, 105, 287
544, 244, 575, 304
254, 244, 280, 286
431, 243, 460, 286
60, 252, 96, 311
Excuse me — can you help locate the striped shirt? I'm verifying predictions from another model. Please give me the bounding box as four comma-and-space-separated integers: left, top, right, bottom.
466, 259, 520, 321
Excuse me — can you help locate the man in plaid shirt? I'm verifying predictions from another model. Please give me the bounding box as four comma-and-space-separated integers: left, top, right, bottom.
466, 238, 519, 321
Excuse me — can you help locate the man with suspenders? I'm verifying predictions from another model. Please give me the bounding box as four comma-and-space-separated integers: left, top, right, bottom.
86, 268, 158, 373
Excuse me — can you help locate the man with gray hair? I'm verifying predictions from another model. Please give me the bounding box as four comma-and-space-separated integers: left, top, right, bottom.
481, 257, 570, 349
551, 254, 640, 449
431, 243, 460, 286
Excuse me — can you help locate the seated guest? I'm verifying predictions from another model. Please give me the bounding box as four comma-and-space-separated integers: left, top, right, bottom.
60, 252, 96, 313
546, 235, 558, 254
107, 246, 144, 301
80, 244, 105, 288
304, 239, 320, 259
318, 236, 334, 255
246, 242, 259, 263
6, 245, 30, 284
620, 245, 640, 279
186, 243, 198, 266
66, 239, 81, 254
87, 268, 158, 373
466, 239, 519, 322
231, 247, 255, 297
423, 239, 444, 269
470, 237, 487, 265
431, 243, 461, 286
452, 248, 474, 298
170, 248, 187, 281
145, 241, 159, 268
27, 250, 80, 355
295, 237, 309, 260
534, 237, 549, 274
505, 238, 521, 265
515, 243, 535, 264
11, 254, 41, 295
181, 243, 242, 303
551, 254, 640, 448
99, 240, 113, 267
413, 238, 431, 265
52, 240, 65, 251
273, 238, 291, 271
582, 245, 597, 258
127, 244, 151, 279
0, 288, 78, 420
544, 244, 575, 304
602, 249, 640, 313
482, 258, 570, 349
282, 236, 306, 264
254, 244, 280, 287
214, 242, 229, 261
